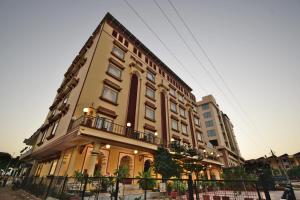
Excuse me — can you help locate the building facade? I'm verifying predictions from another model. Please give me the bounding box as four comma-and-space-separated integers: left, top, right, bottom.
197, 95, 244, 167
21, 13, 223, 180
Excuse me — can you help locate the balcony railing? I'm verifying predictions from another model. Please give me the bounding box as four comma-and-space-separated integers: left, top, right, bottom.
69, 116, 159, 145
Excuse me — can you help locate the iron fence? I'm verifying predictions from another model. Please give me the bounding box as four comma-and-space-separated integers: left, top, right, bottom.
20, 175, 267, 200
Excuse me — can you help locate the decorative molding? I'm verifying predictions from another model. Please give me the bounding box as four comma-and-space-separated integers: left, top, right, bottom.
109, 57, 125, 70
97, 106, 117, 119
144, 123, 156, 131
103, 79, 122, 91
145, 101, 156, 109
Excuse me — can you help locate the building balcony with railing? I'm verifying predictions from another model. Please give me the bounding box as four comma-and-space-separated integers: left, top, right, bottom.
68, 115, 160, 151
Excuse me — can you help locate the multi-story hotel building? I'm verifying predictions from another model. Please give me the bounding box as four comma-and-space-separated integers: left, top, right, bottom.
197, 95, 244, 167
21, 13, 222, 180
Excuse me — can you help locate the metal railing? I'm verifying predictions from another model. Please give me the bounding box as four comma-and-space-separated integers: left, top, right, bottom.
20, 175, 267, 200
69, 116, 159, 145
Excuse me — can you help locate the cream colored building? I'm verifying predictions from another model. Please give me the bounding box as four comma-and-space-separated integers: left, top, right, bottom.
197, 95, 244, 167
22, 13, 222, 180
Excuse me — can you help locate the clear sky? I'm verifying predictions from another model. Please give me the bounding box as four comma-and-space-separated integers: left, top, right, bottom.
0, 0, 299, 159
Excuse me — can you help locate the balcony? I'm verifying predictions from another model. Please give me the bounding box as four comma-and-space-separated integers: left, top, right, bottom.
20, 148, 33, 160
69, 116, 159, 150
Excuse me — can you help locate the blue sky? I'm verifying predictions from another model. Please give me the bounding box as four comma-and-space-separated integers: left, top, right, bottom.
0, 0, 299, 159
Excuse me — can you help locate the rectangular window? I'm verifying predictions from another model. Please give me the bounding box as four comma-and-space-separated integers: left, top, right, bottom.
112, 46, 125, 60
192, 106, 197, 112
203, 112, 212, 118
118, 35, 123, 43
107, 63, 122, 79
112, 30, 118, 38
207, 130, 217, 137
146, 71, 155, 82
124, 40, 129, 47
138, 51, 142, 58
178, 94, 184, 102
205, 120, 214, 127
145, 106, 155, 121
144, 129, 156, 143
170, 102, 177, 113
102, 85, 118, 104
179, 107, 186, 117
95, 117, 113, 132
145, 57, 148, 64
49, 159, 58, 175
194, 117, 200, 126
63, 97, 68, 104
181, 124, 188, 135
39, 130, 47, 143
171, 119, 178, 131
170, 88, 176, 97
202, 103, 209, 110
50, 122, 59, 136
196, 131, 203, 141
146, 87, 155, 99
133, 47, 137, 54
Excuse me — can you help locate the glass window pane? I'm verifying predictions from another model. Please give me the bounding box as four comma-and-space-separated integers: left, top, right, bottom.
108, 63, 122, 78
102, 86, 118, 103
146, 87, 155, 99
171, 119, 178, 130
147, 71, 155, 82
145, 106, 155, 120
112, 46, 125, 59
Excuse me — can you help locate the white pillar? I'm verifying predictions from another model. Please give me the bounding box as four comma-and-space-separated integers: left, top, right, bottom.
86, 143, 101, 176
66, 146, 79, 176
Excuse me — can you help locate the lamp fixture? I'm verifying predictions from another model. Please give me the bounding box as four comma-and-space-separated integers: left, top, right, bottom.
126, 122, 131, 127
170, 138, 175, 142
154, 131, 158, 136
105, 144, 111, 149
133, 150, 138, 154
83, 107, 89, 113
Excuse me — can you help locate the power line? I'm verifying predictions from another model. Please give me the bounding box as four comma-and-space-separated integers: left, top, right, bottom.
122, 0, 208, 94
123, 0, 269, 152
166, 0, 268, 141
152, 0, 269, 147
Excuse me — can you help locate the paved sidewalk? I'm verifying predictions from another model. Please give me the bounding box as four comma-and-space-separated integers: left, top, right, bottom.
0, 186, 40, 200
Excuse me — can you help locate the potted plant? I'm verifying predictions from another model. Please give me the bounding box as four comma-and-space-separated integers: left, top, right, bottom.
136, 170, 156, 190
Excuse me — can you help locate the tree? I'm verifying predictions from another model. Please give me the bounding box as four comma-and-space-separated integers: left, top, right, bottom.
287, 166, 300, 180
153, 146, 182, 180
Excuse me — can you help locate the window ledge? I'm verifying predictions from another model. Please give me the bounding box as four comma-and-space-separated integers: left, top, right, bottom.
146, 77, 156, 85
37, 141, 44, 146
144, 116, 156, 123
46, 134, 55, 140
172, 128, 179, 133
145, 95, 156, 102
99, 96, 119, 106
111, 52, 125, 63
106, 71, 122, 82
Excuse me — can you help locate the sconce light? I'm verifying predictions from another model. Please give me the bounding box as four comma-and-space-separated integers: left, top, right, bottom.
83, 107, 89, 114
170, 138, 175, 142
105, 144, 111, 149
133, 150, 138, 154
154, 131, 158, 136
203, 149, 206, 153
126, 122, 131, 127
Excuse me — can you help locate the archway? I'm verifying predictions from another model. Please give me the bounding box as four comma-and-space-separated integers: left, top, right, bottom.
93, 152, 106, 176
119, 155, 133, 184
144, 159, 151, 172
